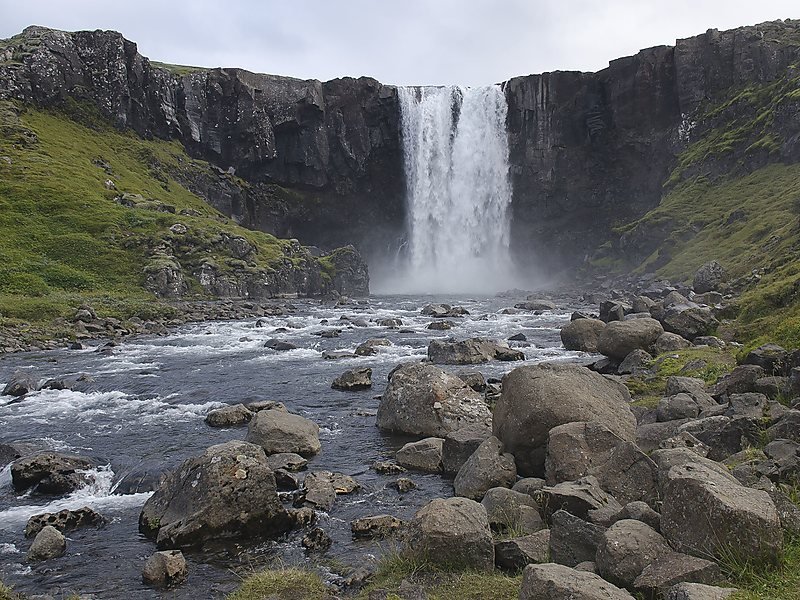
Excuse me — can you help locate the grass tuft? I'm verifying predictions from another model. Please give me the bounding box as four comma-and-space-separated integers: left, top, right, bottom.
226, 567, 329, 600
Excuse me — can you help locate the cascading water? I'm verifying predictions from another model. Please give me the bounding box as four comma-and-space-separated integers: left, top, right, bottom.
395, 85, 516, 293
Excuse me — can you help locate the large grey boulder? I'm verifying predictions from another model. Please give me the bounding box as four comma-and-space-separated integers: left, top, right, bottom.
396, 438, 443, 472
595, 519, 672, 589
245, 409, 321, 457
27, 525, 66, 561
654, 332, 692, 354
11, 452, 97, 495
597, 318, 664, 360
2, 370, 39, 396
205, 403, 253, 427
539, 476, 622, 521
427, 338, 498, 364
442, 425, 492, 474
494, 530, 550, 571
494, 364, 636, 476
331, 367, 372, 390
657, 394, 701, 422
139, 441, 291, 548
560, 319, 606, 353
520, 563, 635, 600
403, 497, 494, 571
377, 363, 491, 437
693, 261, 727, 294
454, 436, 516, 501
660, 461, 783, 564
481, 487, 543, 535
549, 509, 605, 567
661, 307, 719, 341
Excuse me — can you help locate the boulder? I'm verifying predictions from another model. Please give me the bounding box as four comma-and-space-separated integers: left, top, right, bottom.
302, 527, 332, 552
654, 332, 692, 354
204, 403, 253, 427
494, 530, 550, 570
297, 471, 360, 511
539, 476, 622, 521
377, 363, 491, 437
614, 502, 661, 532
142, 550, 187, 588
351, 515, 404, 539
693, 261, 727, 294
494, 364, 636, 476
560, 318, 606, 353
596, 519, 672, 589
597, 318, 664, 360
2, 370, 39, 396
246, 409, 321, 457
331, 367, 372, 390
513, 477, 546, 496
660, 461, 783, 564
265, 452, 307, 472
548, 509, 605, 567
712, 365, 765, 398
264, 339, 297, 351
455, 371, 487, 392
11, 452, 97, 495
617, 349, 652, 374
442, 425, 492, 474
658, 394, 701, 422
633, 552, 722, 595
139, 441, 291, 548
743, 344, 789, 375
677, 416, 761, 461
481, 487, 543, 535
27, 525, 66, 561
355, 338, 391, 356
428, 320, 454, 330
666, 583, 738, 600
453, 437, 516, 501
427, 338, 499, 364
520, 563, 635, 600
25, 506, 104, 538
396, 438, 444, 472
661, 307, 719, 341
766, 410, 800, 443
403, 497, 494, 571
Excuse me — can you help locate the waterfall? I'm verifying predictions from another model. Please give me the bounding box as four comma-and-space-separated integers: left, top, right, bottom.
395, 85, 516, 294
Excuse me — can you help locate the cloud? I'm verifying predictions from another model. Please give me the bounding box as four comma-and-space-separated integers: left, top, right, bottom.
0, 0, 797, 85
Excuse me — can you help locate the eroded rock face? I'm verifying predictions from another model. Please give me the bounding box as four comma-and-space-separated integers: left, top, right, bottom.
493, 364, 636, 476
139, 441, 291, 548
377, 363, 491, 437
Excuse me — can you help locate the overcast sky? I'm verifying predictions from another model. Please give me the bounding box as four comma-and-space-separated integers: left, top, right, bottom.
0, 1, 797, 86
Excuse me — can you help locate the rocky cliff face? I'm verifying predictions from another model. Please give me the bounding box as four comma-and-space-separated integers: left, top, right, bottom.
3, 22, 800, 275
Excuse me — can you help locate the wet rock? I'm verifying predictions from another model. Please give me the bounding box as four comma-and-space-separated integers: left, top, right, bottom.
265, 452, 308, 472
597, 318, 664, 360
454, 436, 517, 501
427, 320, 454, 330
139, 441, 291, 548
355, 338, 391, 356
494, 364, 636, 476
666, 583, 738, 600
396, 438, 443, 472
0, 443, 23, 468
548, 509, 605, 566
403, 497, 494, 571
494, 530, 550, 570
481, 487, 544, 535
596, 519, 672, 589
204, 403, 253, 427
2, 370, 39, 396
298, 470, 359, 511
264, 339, 298, 351
520, 563, 635, 600
373, 461, 406, 475
427, 337, 499, 364
27, 526, 66, 561
302, 527, 332, 552
332, 367, 372, 390
322, 350, 357, 359
11, 452, 97, 495
351, 515, 404, 539
389, 477, 417, 493
560, 318, 606, 353
287, 507, 317, 529
142, 550, 187, 588
25, 507, 104, 538
246, 409, 321, 457
377, 363, 491, 437
377, 318, 402, 328
508, 333, 527, 342
246, 399, 286, 413
442, 424, 492, 475
633, 552, 722, 596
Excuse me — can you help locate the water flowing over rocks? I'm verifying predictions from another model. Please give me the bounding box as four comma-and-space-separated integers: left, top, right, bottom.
142, 550, 188, 589
11, 452, 98, 495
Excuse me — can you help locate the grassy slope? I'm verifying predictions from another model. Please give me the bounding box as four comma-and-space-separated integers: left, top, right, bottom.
0, 100, 297, 324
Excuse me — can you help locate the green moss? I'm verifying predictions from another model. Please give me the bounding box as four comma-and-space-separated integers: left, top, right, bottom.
226, 568, 328, 600
150, 61, 208, 77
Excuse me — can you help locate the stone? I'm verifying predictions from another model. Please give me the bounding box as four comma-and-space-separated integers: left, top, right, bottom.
265, 452, 308, 472
494, 530, 550, 571
351, 515, 404, 539
596, 519, 672, 589
2, 370, 38, 396
454, 436, 517, 501
560, 318, 606, 353
204, 403, 253, 427
403, 497, 494, 571
246, 409, 321, 457
661, 307, 719, 341
481, 487, 543, 535
654, 332, 693, 354
27, 525, 66, 561
322, 350, 357, 359
264, 339, 298, 351
520, 563, 635, 600
427, 337, 499, 364
427, 320, 454, 330
142, 550, 187, 588
355, 338, 391, 356
389, 477, 417, 493
298, 471, 359, 511
597, 318, 664, 360
512, 477, 546, 496
373, 461, 406, 474
377, 318, 402, 328
658, 432, 711, 457
11, 452, 96, 495
539, 476, 622, 520
767, 410, 800, 442
660, 461, 783, 564
618, 349, 652, 374
614, 501, 661, 532
442, 425, 492, 474
25, 506, 104, 538
396, 437, 444, 472
516, 299, 557, 311
455, 371, 487, 392
693, 261, 727, 294
712, 365, 765, 398
666, 583, 738, 600
548, 509, 605, 567
633, 552, 723, 595
332, 367, 372, 390
377, 363, 491, 437
493, 364, 636, 476
658, 394, 701, 422
302, 527, 332, 552
139, 441, 291, 548
677, 416, 761, 461
743, 344, 789, 375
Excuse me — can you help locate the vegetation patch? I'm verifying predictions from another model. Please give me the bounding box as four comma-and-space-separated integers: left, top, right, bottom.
727, 535, 800, 600
226, 568, 329, 600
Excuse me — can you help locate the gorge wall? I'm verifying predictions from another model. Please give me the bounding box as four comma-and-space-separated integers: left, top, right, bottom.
3, 21, 800, 277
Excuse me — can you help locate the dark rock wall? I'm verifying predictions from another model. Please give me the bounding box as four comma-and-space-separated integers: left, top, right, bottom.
3, 21, 800, 274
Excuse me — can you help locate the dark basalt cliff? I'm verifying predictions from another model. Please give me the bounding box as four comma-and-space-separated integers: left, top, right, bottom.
3, 22, 800, 274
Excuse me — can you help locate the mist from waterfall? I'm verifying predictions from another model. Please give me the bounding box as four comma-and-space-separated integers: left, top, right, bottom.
384, 85, 517, 294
